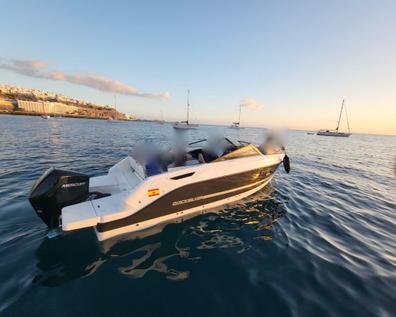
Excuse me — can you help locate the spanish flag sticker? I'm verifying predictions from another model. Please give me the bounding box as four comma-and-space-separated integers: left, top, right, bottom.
148, 188, 160, 197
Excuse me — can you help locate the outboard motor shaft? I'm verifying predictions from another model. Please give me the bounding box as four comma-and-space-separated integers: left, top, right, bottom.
29, 168, 89, 228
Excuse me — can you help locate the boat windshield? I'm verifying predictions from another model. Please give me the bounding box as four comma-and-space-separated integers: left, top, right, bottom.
215, 144, 261, 161
134, 138, 263, 176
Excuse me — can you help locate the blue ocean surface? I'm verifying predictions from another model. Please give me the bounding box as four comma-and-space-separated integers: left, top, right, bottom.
0, 115, 395, 317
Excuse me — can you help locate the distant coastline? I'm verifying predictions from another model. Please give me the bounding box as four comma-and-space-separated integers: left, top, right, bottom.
0, 111, 138, 121
0, 84, 137, 121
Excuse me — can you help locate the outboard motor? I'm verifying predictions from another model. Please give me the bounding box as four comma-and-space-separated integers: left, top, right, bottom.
28, 168, 89, 228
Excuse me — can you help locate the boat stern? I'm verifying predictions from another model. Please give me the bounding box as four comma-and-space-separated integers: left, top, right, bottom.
28, 168, 90, 229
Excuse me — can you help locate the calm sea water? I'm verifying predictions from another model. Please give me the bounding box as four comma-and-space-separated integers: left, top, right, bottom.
0, 115, 395, 317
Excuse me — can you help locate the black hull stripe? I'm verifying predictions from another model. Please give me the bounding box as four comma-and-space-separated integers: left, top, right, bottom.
97, 178, 269, 233
97, 164, 279, 233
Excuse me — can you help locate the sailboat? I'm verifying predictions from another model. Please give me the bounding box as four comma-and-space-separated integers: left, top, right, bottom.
229, 104, 244, 129
155, 110, 165, 124
107, 95, 121, 122
173, 90, 199, 130
317, 100, 351, 137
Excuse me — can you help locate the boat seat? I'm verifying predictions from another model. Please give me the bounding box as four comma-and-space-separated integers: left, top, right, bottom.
126, 169, 142, 186
92, 193, 130, 222
89, 175, 119, 193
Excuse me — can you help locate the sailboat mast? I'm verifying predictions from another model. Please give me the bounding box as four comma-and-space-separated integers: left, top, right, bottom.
336, 99, 344, 131
238, 104, 241, 124
114, 95, 117, 119
345, 102, 350, 133
186, 89, 190, 124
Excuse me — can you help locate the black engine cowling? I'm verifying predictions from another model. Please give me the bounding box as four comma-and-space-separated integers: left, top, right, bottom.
28, 168, 89, 228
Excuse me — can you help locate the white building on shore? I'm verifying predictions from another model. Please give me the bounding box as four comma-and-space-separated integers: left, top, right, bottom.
17, 100, 78, 114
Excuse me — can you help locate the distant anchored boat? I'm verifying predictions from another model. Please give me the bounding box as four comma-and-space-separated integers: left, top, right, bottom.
155, 110, 165, 124
107, 95, 122, 123
317, 100, 351, 137
41, 102, 50, 119
229, 104, 244, 129
173, 90, 198, 130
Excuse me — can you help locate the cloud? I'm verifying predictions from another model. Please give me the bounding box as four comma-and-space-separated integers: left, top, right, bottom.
0, 58, 170, 99
240, 98, 262, 110
14, 59, 47, 70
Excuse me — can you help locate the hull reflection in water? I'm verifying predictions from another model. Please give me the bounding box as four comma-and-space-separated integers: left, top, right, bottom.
33, 185, 286, 286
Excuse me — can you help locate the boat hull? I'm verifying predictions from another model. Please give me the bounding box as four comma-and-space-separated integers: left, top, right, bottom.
317, 131, 351, 137
173, 124, 198, 130
95, 173, 274, 241
94, 162, 279, 240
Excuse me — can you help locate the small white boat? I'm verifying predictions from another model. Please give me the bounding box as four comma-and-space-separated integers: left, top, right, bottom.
41, 102, 50, 119
155, 110, 165, 124
229, 105, 244, 129
28, 138, 290, 241
107, 95, 123, 123
107, 117, 123, 123
317, 100, 351, 137
173, 121, 198, 129
230, 122, 243, 129
173, 90, 199, 130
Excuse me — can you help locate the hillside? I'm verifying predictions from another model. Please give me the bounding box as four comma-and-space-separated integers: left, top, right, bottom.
0, 84, 135, 120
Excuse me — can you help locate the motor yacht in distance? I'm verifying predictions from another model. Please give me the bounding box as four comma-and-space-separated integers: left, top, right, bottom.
317, 100, 351, 137
173, 90, 199, 130
28, 137, 290, 241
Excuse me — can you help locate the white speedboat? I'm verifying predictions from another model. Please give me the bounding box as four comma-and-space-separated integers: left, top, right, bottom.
41, 115, 50, 119
29, 138, 290, 241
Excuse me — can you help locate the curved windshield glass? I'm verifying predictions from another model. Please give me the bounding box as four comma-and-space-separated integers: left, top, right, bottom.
215, 144, 261, 161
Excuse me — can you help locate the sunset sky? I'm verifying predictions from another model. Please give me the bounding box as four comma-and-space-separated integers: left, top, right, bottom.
1, 0, 395, 135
